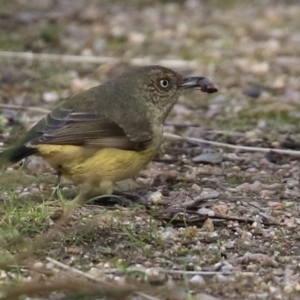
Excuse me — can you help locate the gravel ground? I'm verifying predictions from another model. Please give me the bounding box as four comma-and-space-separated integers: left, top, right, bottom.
1, 0, 300, 299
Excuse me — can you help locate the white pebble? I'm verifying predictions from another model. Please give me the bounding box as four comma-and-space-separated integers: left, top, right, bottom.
42, 91, 59, 102
160, 230, 176, 241
215, 273, 234, 283
145, 267, 165, 283
33, 262, 43, 269
114, 276, 126, 285
189, 274, 206, 286
148, 191, 164, 204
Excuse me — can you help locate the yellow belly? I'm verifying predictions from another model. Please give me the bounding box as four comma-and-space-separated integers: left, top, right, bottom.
36, 143, 159, 185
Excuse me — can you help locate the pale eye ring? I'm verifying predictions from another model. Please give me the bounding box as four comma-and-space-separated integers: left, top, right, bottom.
159, 79, 169, 88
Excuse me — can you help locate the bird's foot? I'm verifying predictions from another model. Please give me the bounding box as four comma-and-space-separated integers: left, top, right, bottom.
89, 190, 147, 207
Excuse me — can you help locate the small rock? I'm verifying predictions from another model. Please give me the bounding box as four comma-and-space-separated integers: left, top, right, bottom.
237, 252, 278, 267
212, 204, 228, 215
224, 241, 235, 249
33, 262, 44, 269
145, 267, 166, 284
284, 284, 295, 294
284, 189, 300, 198
114, 276, 127, 285
243, 84, 262, 98
160, 228, 177, 241
236, 181, 263, 192
260, 190, 276, 198
193, 294, 221, 300
128, 32, 146, 44
215, 273, 234, 283
268, 201, 283, 209
42, 91, 59, 102
93, 39, 107, 53
284, 201, 295, 208
250, 62, 269, 74
198, 207, 215, 217
190, 275, 206, 287
197, 189, 220, 201
88, 267, 105, 277
192, 152, 223, 164
111, 26, 126, 38
65, 247, 80, 254
191, 183, 202, 193
148, 191, 164, 204
80, 5, 99, 21
286, 178, 298, 188
202, 218, 214, 232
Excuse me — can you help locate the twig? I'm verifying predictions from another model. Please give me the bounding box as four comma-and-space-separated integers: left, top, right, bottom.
0, 51, 199, 69
154, 207, 281, 226
165, 124, 244, 137
46, 257, 160, 300
83, 266, 256, 277
0, 103, 50, 114
159, 269, 257, 276
163, 132, 300, 157
136, 292, 163, 300
46, 257, 114, 286
1, 272, 134, 300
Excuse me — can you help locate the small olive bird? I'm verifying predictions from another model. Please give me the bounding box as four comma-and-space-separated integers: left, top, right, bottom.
0, 65, 217, 205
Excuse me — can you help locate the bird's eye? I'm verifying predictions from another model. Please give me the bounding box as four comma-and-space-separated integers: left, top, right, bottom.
159, 79, 169, 88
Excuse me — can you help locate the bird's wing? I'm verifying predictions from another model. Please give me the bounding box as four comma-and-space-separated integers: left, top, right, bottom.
23, 106, 152, 151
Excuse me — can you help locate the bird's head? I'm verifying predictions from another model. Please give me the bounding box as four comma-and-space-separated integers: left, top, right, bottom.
115, 65, 218, 122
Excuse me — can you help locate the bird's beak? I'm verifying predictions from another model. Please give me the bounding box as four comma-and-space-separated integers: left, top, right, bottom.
181, 77, 218, 94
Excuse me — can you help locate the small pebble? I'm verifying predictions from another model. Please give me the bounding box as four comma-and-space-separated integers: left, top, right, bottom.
42, 91, 59, 102
215, 273, 234, 283
114, 276, 127, 285
212, 204, 228, 215
148, 191, 164, 204
191, 183, 202, 193
189, 274, 206, 286
160, 229, 177, 241
145, 267, 166, 283
202, 218, 214, 232
192, 152, 223, 164
33, 262, 44, 269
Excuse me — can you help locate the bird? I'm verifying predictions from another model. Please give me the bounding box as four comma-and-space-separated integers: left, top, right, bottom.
0, 65, 217, 206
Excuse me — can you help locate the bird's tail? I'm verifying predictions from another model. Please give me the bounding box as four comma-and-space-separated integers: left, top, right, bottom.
0, 145, 37, 165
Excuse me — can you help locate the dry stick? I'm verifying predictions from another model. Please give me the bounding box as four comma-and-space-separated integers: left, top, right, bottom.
159, 269, 257, 276
0, 50, 199, 69
46, 257, 161, 300
165, 125, 245, 137
46, 257, 115, 286
154, 207, 281, 226
1, 273, 134, 300
85, 267, 257, 277
164, 132, 300, 157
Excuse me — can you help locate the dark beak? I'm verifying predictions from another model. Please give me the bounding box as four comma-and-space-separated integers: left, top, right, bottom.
181, 77, 218, 94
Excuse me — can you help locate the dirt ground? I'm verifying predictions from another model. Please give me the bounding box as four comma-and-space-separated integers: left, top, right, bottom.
1, 0, 300, 299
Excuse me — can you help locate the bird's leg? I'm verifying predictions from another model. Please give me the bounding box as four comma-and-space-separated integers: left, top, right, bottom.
52, 171, 62, 198
55, 171, 62, 187
85, 180, 114, 203
70, 182, 93, 207
113, 190, 141, 203
111, 179, 146, 205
